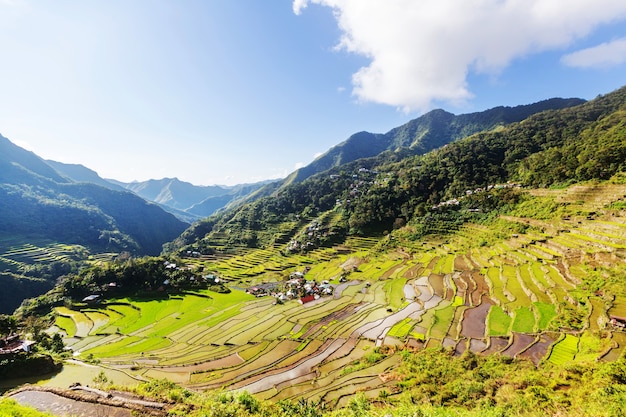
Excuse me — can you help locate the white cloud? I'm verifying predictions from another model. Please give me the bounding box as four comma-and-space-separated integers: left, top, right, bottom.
562, 37, 626, 68
294, 0, 626, 112
294, 161, 306, 170
292, 0, 308, 15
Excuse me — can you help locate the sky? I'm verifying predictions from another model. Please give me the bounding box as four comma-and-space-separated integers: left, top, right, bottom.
1, 1, 626, 186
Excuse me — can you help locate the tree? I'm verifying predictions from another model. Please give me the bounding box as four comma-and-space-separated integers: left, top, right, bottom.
0, 314, 17, 336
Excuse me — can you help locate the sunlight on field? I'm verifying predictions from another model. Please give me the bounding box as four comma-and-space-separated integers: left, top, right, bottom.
49, 197, 626, 406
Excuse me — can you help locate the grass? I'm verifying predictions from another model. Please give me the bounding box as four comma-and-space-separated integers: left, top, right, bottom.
0, 399, 55, 417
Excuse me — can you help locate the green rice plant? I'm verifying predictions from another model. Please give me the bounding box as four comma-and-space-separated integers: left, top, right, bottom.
55, 306, 93, 337
55, 314, 76, 337
511, 306, 535, 333
448, 305, 467, 340
296, 340, 310, 351
101, 304, 141, 333
430, 302, 455, 339
263, 320, 295, 340
545, 264, 575, 289
416, 251, 437, 268
432, 254, 455, 274
385, 276, 407, 310
534, 302, 557, 330
503, 265, 531, 309
530, 262, 552, 289
519, 264, 551, 304
237, 340, 272, 361
84, 311, 110, 335
485, 267, 509, 305
548, 334, 578, 364
487, 305, 512, 336
387, 317, 415, 339
228, 314, 285, 344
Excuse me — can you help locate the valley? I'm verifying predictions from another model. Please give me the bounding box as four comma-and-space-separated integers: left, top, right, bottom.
43, 182, 626, 408
2, 85, 626, 416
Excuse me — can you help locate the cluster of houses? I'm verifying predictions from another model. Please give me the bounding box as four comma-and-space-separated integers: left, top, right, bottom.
286, 220, 323, 253
247, 269, 334, 305
333, 168, 388, 208
432, 182, 521, 210
0, 334, 35, 355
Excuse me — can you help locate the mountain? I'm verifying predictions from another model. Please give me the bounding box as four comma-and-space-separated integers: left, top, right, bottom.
279, 97, 585, 188
168, 87, 624, 253
0, 133, 192, 313
46, 160, 127, 191
109, 177, 272, 221
0, 134, 188, 255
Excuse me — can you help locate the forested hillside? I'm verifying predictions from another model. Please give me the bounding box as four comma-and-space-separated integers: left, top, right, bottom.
0, 134, 189, 313
169, 87, 623, 254
277, 97, 584, 188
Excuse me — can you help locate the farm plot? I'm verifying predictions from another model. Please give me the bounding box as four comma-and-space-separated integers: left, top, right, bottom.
487, 305, 512, 337
548, 334, 579, 364
511, 306, 536, 333
47, 194, 626, 405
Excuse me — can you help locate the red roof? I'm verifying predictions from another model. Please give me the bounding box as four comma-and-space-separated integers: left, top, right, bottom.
300, 295, 316, 304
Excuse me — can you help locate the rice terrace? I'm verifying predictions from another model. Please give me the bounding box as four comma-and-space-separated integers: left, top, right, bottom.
50, 181, 626, 408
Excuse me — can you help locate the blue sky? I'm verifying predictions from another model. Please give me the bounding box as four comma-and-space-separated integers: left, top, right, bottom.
1, 0, 626, 186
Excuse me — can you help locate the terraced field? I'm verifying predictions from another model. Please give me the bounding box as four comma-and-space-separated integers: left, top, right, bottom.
54, 185, 626, 405
0, 237, 90, 270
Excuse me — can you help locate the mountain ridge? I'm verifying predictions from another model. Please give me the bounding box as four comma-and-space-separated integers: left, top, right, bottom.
0, 134, 188, 256
277, 97, 585, 189
167, 86, 623, 253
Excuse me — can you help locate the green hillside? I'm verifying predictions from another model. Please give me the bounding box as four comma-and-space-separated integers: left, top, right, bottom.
280, 97, 584, 187
0, 134, 189, 313
169, 86, 624, 254
40, 178, 626, 416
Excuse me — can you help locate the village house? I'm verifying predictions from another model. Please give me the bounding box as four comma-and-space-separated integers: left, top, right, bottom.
0, 334, 35, 355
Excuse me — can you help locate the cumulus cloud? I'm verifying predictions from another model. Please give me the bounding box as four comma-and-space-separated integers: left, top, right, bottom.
292, 0, 308, 15
562, 37, 626, 68
294, 0, 626, 112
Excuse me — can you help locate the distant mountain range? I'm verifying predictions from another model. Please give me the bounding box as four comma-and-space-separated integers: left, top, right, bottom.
0, 95, 587, 249
47, 161, 272, 223
110, 178, 272, 222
